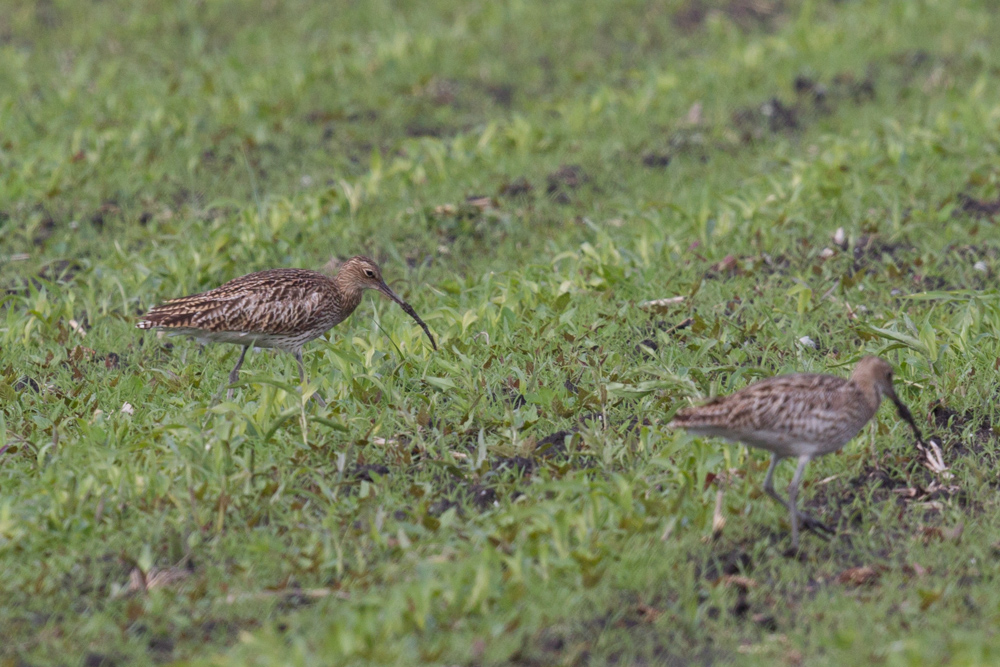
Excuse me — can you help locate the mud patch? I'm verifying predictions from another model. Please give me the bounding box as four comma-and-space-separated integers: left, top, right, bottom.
535, 429, 578, 458
499, 176, 534, 198
731, 69, 878, 144
958, 193, 1000, 220
546, 165, 588, 205
697, 546, 754, 582
732, 97, 799, 142
31, 215, 57, 246
89, 201, 121, 231
641, 152, 671, 168
84, 653, 120, 667
929, 402, 998, 467
14, 375, 41, 393
351, 464, 391, 482
39, 259, 84, 282
511, 591, 736, 666
404, 124, 446, 138
493, 455, 535, 476
484, 83, 515, 107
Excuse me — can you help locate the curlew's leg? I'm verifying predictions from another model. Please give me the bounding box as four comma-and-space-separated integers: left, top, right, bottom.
763, 452, 832, 541
762, 453, 790, 511
785, 455, 812, 549
226, 346, 249, 401
294, 350, 327, 407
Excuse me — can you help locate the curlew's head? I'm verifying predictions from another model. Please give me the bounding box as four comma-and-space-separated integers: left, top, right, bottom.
850, 356, 895, 401
336, 256, 393, 298
335, 256, 437, 350
851, 356, 923, 442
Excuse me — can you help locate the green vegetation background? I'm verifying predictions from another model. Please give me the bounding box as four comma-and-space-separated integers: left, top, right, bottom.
2, 0, 999, 664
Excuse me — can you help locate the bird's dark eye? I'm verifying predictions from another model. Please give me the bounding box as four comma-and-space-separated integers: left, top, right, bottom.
364, 269, 375, 277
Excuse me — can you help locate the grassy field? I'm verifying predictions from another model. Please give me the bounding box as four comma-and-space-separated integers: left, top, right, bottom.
2, 0, 1000, 664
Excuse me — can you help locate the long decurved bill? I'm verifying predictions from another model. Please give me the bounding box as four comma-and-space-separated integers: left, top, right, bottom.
887, 387, 923, 443
376, 282, 437, 351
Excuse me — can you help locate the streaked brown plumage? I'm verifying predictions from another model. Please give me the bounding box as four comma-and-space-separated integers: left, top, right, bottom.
137, 256, 436, 404
669, 357, 922, 549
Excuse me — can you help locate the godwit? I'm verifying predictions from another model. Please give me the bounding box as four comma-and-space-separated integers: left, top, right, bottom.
137, 256, 436, 405
669, 357, 922, 549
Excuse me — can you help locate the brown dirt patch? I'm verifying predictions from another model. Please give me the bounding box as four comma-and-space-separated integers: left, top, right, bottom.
958, 194, 1000, 220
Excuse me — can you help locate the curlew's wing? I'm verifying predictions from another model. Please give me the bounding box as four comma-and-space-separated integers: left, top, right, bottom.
137, 269, 336, 335
669, 373, 849, 434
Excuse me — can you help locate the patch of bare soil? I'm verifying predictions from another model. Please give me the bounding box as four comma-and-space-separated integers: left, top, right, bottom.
498, 176, 534, 199
851, 234, 917, 272
957, 193, 1000, 220
546, 165, 588, 205
510, 591, 734, 666
730, 68, 878, 144
929, 402, 999, 472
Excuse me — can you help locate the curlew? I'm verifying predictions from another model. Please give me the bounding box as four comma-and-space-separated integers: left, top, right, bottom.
137, 256, 436, 405
668, 356, 922, 549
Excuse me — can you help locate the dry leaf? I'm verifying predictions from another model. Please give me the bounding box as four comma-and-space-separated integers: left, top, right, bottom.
711, 488, 726, 536
837, 566, 883, 586
638, 296, 685, 313
915, 437, 952, 478
223, 588, 347, 605
903, 562, 928, 578
466, 195, 494, 210
636, 602, 662, 623
128, 567, 191, 594
716, 575, 758, 590
685, 102, 703, 125
942, 522, 964, 543
918, 588, 944, 611
920, 526, 943, 544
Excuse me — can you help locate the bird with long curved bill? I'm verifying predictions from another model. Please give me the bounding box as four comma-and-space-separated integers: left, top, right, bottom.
137, 256, 436, 405
668, 357, 923, 550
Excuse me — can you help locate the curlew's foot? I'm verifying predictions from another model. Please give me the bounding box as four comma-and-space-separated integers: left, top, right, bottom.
798, 512, 835, 537
782, 544, 808, 560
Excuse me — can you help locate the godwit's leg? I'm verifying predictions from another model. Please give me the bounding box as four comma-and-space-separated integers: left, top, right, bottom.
226, 345, 249, 401
294, 350, 326, 407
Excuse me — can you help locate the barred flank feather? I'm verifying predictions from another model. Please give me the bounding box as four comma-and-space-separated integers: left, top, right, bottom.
136, 256, 436, 403
137, 269, 353, 351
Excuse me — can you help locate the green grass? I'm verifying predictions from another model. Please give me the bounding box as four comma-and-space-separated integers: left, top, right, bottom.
2, 0, 1000, 664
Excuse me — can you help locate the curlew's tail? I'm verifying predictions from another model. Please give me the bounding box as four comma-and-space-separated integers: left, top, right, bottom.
667, 396, 729, 430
